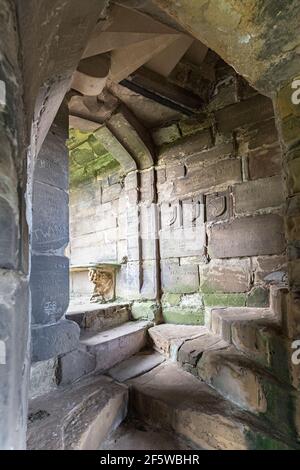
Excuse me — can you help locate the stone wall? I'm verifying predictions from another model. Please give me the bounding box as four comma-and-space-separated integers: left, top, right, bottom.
153, 62, 287, 325
70, 167, 159, 302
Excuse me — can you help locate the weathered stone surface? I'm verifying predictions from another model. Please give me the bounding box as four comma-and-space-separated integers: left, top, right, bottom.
247, 287, 269, 307
254, 255, 287, 283
34, 125, 68, 191
238, 119, 278, 152
162, 306, 204, 326
248, 145, 282, 180
0, 270, 29, 450
203, 293, 247, 308
31, 255, 69, 325
0, 196, 18, 269
215, 95, 274, 133
129, 362, 291, 450
160, 226, 205, 259
208, 215, 285, 258
200, 259, 251, 293
179, 333, 228, 368
27, 375, 128, 450
30, 358, 58, 399
58, 349, 96, 385
80, 321, 150, 371
161, 260, 199, 294
66, 302, 130, 332
102, 182, 122, 203
162, 293, 181, 306
185, 141, 235, 167
179, 115, 211, 137
234, 176, 284, 214
175, 159, 241, 196
108, 351, 165, 382
131, 301, 160, 322
31, 320, 80, 363
32, 182, 69, 252
149, 324, 207, 358
152, 124, 180, 146
158, 130, 212, 163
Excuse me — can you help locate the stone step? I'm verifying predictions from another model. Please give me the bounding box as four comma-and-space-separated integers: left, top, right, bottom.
128, 361, 298, 450
80, 321, 152, 372
196, 346, 300, 441
27, 375, 128, 450
99, 418, 195, 450
66, 300, 131, 333
148, 323, 208, 360
108, 350, 165, 382
210, 307, 292, 382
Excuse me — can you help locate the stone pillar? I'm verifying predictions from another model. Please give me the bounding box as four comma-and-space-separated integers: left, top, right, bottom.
30, 102, 79, 362
0, 0, 30, 450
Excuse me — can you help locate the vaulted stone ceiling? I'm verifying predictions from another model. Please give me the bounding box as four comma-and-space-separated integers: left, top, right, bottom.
68, 2, 214, 184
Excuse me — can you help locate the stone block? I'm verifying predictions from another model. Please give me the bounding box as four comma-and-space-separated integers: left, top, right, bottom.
140, 169, 155, 203
254, 255, 287, 283
175, 159, 242, 196
32, 182, 68, 252
116, 262, 141, 299
131, 301, 160, 322
203, 293, 247, 307
161, 293, 181, 306
158, 130, 212, 164
30, 358, 58, 399
31, 320, 80, 363
161, 260, 199, 294
58, 349, 96, 385
234, 176, 284, 214
200, 259, 251, 293
152, 124, 180, 146
208, 215, 285, 258
35, 128, 68, 191
215, 94, 274, 133
30, 255, 69, 325
179, 115, 212, 137
160, 226, 206, 259
140, 260, 158, 300
102, 183, 122, 203
0, 196, 18, 269
185, 141, 234, 167
248, 145, 282, 180
238, 118, 278, 152
162, 306, 204, 325
246, 287, 269, 307
166, 163, 186, 180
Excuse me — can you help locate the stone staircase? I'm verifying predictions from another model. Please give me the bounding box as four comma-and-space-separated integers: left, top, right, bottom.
60, 300, 152, 383
142, 286, 300, 448
28, 288, 300, 450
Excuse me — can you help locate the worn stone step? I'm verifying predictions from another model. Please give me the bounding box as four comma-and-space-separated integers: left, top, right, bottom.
148, 323, 208, 360
128, 361, 298, 450
108, 350, 165, 382
66, 300, 131, 333
196, 346, 300, 441
210, 307, 292, 382
178, 331, 229, 374
27, 375, 128, 450
80, 321, 152, 372
99, 418, 195, 450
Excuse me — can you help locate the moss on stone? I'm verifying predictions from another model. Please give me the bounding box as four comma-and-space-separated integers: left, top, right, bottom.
203, 292, 247, 308
179, 115, 211, 137
68, 128, 120, 186
245, 430, 294, 450
161, 293, 181, 307
246, 287, 269, 307
162, 307, 204, 325
131, 301, 160, 322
